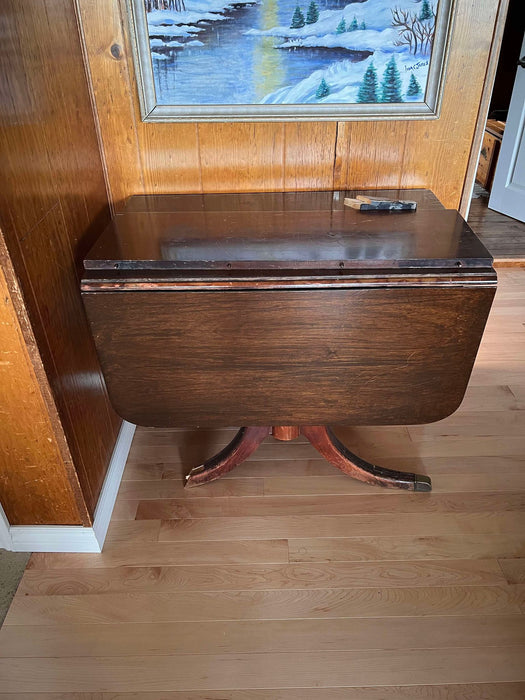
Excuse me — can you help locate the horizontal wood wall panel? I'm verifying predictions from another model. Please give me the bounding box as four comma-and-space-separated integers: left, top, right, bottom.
0, 0, 121, 522
78, 0, 503, 211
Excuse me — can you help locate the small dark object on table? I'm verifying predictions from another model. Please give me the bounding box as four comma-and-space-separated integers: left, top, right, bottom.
345, 194, 417, 211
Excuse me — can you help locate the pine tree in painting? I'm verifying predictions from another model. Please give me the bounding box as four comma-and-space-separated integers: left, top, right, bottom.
316, 78, 330, 99
348, 16, 358, 31
360, 20, 366, 30
406, 73, 422, 97
380, 56, 403, 102
419, 0, 433, 21
290, 6, 305, 28
336, 17, 346, 33
357, 63, 378, 103
306, 1, 319, 24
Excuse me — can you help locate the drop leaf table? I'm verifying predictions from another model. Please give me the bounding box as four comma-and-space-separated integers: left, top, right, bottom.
81, 189, 496, 492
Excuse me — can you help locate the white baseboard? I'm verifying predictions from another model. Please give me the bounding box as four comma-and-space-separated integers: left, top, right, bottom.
3, 421, 136, 553
9, 524, 102, 553
92, 419, 136, 547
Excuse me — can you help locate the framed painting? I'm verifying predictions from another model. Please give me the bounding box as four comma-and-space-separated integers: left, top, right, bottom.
126, 0, 455, 121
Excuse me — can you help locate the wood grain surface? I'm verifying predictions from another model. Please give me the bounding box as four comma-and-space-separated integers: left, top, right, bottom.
0, 687, 524, 700
84, 286, 494, 427
0, 268, 523, 696
0, 236, 85, 525
82, 190, 494, 272
469, 194, 525, 263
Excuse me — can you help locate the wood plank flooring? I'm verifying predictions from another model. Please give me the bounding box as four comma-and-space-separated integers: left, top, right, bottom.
468, 192, 525, 263
1, 269, 525, 697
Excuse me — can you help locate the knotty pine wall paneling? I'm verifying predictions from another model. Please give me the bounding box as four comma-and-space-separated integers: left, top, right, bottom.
78, 0, 504, 212
0, 0, 121, 523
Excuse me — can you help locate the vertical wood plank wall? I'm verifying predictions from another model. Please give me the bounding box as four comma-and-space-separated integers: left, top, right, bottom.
78, 0, 503, 211
0, 234, 87, 526
0, 0, 121, 523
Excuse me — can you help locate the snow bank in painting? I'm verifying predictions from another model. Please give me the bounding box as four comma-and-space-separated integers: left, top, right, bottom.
248, 0, 431, 40
246, 0, 435, 104
275, 28, 398, 53
148, 1, 258, 60
261, 51, 429, 104
148, 0, 259, 39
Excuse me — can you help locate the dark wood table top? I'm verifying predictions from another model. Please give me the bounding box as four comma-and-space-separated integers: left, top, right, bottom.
84, 190, 493, 276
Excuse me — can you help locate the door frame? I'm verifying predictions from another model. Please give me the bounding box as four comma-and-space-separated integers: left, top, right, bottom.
460, 0, 511, 219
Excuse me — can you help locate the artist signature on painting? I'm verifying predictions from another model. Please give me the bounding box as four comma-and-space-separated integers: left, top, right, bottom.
405, 60, 429, 72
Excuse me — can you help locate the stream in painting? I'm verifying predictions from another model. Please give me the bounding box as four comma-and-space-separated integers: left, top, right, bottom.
150, 0, 367, 104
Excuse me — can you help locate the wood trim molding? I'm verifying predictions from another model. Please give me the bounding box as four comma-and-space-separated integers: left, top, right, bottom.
4, 421, 135, 552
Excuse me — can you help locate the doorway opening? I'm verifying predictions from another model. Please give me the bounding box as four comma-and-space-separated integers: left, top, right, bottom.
467, 0, 525, 263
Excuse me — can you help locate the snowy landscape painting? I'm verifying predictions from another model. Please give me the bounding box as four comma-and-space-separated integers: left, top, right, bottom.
128, 0, 453, 119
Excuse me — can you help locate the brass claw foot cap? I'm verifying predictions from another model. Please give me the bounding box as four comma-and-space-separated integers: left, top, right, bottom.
414, 474, 432, 492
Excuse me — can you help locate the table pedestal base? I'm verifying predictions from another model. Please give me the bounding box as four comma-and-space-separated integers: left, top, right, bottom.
185, 426, 432, 492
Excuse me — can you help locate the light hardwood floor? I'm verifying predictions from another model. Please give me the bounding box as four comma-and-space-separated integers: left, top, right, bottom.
468, 193, 525, 263
1, 269, 525, 697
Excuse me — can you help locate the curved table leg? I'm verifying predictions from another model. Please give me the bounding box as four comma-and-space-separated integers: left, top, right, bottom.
301, 426, 432, 492
185, 426, 271, 488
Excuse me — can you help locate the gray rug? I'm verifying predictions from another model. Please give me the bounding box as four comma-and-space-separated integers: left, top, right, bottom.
0, 549, 30, 626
